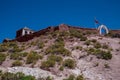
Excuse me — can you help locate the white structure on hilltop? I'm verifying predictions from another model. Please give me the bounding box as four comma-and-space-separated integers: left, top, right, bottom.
98, 24, 109, 35
16, 26, 34, 38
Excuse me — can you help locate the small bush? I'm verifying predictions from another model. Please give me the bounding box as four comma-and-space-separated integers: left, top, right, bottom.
30, 41, 37, 46
26, 52, 39, 64
0, 70, 2, 76
87, 47, 95, 54
12, 46, 23, 52
59, 31, 70, 37
10, 53, 22, 60
91, 39, 97, 43
45, 38, 65, 53
70, 29, 83, 38
51, 30, 60, 37
76, 75, 85, 80
55, 38, 65, 47
55, 37, 64, 43
0, 53, 6, 64
102, 44, 109, 49
94, 42, 101, 48
39, 54, 43, 59
8, 42, 18, 48
99, 51, 112, 60
56, 56, 63, 64
1, 72, 35, 80
0, 46, 8, 52
75, 46, 82, 50
48, 54, 63, 64
1, 72, 15, 80
63, 59, 76, 69
80, 37, 87, 41
15, 72, 25, 79
94, 62, 99, 67
63, 75, 85, 80
60, 48, 71, 56
87, 48, 112, 60
41, 54, 63, 69
84, 40, 91, 46
46, 76, 53, 80
20, 52, 28, 57
104, 63, 110, 68
12, 60, 22, 67
21, 75, 36, 80
59, 66, 64, 71
40, 59, 55, 69
38, 42, 45, 49
46, 44, 71, 56
63, 74, 75, 80
86, 31, 92, 35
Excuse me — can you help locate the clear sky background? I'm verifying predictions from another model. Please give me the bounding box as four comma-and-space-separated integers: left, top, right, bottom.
0, 0, 120, 42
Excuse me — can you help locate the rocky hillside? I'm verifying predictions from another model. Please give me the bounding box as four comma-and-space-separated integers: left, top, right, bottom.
0, 24, 120, 80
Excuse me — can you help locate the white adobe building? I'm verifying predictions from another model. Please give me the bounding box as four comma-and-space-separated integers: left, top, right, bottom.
16, 27, 34, 38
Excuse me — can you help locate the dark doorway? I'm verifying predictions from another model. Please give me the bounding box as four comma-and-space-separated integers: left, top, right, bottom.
25, 31, 27, 35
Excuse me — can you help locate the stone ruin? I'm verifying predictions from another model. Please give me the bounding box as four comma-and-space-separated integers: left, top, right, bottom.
16, 26, 35, 38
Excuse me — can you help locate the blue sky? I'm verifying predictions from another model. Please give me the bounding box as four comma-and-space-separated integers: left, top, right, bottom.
0, 0, 120, 42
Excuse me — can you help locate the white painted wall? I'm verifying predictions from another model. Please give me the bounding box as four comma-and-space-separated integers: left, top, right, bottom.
21, 29, 34, 36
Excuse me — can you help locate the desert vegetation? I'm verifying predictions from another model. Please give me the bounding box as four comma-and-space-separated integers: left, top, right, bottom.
0, 53, 6, 64
63, 74, 85, 80
26, 51, 39, 64
38, 41, 45, 49
45, 37, 71, 56
0, 72, 35, 80
63, 59, 76, 69
87, 47, 112, 60
40, 54, 63, 70
12, 60, 23, 67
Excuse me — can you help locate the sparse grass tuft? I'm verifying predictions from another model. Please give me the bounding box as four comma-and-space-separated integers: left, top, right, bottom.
40, 59, 55, 70
59, 66, 64, 71
41, 54, 63, 70
80, 36, 87, 41
104, 63, 110, 68
102, 44, 109, 49
63, 59, 76, 69
38, 42, 45, 49
46, 38, 71, 56
76, 75, 85, 80
69, 29, 83, 38
63, 74, 85, 80
12, 60, 23, 67
10, 53, 22, 60
63, 74, 75, 80
94, 42, 102, 49
91, 39, 97, 43
84, 40, 91, 46
26, 51, 39, 64
20, 52, 28, 57
87, 48, 112, 60
0, 53, 6, 64
1, 72, 35, 80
